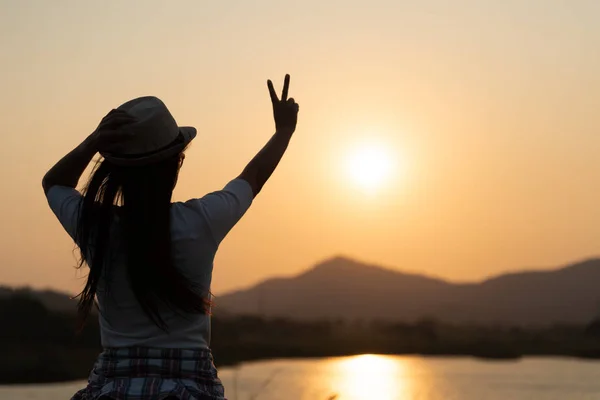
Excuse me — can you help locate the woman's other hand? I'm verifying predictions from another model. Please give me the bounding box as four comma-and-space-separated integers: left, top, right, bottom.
92, 109, 137, 153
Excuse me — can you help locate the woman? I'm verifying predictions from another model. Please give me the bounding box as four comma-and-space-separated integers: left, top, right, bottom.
42, 75, 298, 400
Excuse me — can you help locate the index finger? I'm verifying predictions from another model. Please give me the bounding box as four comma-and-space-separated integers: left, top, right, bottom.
104, 109, 131, 118
102, 110, 134, 123
267, 80, 279, 103
102, 114, 136, 126
281, 74, 290, 102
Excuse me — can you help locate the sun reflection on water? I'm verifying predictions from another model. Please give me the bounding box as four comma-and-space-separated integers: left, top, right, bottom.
327, 354, 411, 400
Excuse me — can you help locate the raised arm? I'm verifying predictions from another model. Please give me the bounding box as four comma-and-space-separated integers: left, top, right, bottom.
41, 110, 136, 194
238, 74, 299, 197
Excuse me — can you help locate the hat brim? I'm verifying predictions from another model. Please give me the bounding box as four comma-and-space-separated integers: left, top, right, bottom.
101, 126, 197, 167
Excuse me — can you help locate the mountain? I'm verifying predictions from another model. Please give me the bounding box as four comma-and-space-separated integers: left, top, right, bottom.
0, 286, 77, 313
216, 257, 600, 326
4, 257, 600, 326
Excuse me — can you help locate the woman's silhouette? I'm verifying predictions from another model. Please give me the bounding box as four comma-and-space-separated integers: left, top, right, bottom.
42, 75, 298, 400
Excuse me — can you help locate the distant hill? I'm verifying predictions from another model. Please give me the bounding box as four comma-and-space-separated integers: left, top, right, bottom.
216, 257, 600, 326
0, 286, 77, 313
4, 257, 600, 326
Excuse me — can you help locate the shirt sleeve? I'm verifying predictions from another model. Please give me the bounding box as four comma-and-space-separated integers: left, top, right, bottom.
185, 178, 254, 244
46, 185, 83, 241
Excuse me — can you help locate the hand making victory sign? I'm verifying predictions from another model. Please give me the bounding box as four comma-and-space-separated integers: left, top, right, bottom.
267, 74, 299, 135
237, 74, 300, 197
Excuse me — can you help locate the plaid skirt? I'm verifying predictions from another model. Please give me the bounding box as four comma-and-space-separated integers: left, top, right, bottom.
71, 347, 226, 400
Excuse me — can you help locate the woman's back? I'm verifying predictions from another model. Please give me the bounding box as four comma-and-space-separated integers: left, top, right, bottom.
48, 179, 253, 349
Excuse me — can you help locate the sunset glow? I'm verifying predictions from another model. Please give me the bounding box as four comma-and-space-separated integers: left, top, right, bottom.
345, 141, 396, 192
331, 355, 406, 399
1, 1, 599, 296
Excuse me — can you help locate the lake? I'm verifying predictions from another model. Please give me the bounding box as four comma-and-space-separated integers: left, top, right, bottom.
1, 355, 600, 399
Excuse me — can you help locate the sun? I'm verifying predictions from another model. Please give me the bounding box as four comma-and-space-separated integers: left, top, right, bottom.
345, 142, 395, 192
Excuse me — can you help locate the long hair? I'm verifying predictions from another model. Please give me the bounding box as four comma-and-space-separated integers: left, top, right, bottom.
74, 151, 209, 331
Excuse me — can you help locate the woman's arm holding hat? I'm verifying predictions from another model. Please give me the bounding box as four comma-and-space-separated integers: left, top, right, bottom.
42, 133, 98, 195
42, 110, 135, 194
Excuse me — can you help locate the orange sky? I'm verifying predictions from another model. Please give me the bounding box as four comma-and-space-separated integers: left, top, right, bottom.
1, 1, 599, 295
